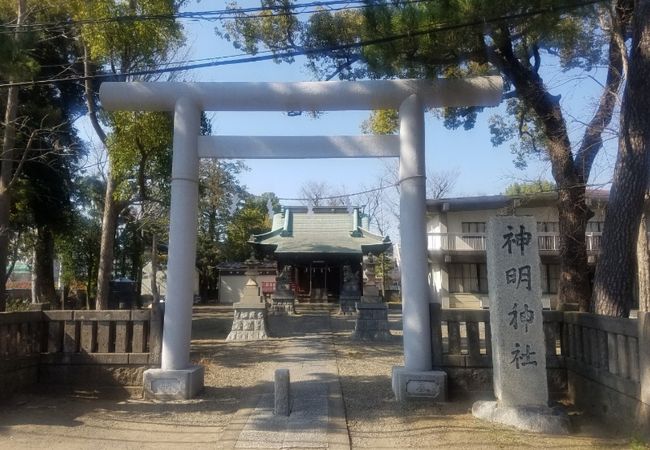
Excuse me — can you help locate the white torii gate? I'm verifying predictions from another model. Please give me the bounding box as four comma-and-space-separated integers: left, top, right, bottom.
99, 78, 502, 400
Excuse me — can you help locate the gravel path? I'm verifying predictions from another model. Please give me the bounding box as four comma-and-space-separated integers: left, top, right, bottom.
0, 306, 638, 449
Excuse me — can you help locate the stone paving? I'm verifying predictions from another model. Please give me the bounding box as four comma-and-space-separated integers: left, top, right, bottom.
220, 314, 350, 449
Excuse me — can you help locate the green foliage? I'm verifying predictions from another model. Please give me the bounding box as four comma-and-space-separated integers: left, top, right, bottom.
221, 0, 607, 160
56, 176, 104, 304
504, 180, 556, 196
72, 0, 185, 73
6, 298, 30, 312
0, 0, 39, 81
195, 159, 248, 297
489, 99, 549, 169
361, 110, 399, 135
629, 436, 649, 450
222, 195, 273, 262
108, 111, 174, 201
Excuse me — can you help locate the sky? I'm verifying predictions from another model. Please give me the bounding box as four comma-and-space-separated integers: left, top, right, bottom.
78, 1, 618, 205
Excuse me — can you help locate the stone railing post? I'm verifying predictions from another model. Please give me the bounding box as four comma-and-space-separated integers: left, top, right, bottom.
639, 311, 650, 409
430, 303, 444, 367
148, 303, 164, 366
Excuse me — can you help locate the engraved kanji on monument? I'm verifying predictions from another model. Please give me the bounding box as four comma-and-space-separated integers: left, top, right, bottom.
472, 216, 568, 434
488, 216, 547, 405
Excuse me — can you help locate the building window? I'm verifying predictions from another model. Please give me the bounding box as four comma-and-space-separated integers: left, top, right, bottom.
537, 222, 559, 233
461, 222, 486, 233
586, 221, 605, 232
541, 264, 560, 294
448, 263, 488, 293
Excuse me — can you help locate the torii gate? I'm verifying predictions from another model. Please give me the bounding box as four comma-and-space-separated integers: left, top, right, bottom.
99, 78, 502, 400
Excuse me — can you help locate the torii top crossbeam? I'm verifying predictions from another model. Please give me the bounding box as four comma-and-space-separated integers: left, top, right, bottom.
99, 78, 502, 111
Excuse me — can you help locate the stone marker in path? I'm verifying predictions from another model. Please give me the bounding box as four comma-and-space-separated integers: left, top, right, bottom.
472, 216, 568, 434
274, 368, 291, 416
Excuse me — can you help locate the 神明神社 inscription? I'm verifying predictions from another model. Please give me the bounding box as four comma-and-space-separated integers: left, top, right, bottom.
485, 216, 548, 407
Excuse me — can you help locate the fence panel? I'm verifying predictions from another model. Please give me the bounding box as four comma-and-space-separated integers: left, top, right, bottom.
40, 310, 153, 362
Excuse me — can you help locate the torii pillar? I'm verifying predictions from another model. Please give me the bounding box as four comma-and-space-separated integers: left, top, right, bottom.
99, 78, 502, 400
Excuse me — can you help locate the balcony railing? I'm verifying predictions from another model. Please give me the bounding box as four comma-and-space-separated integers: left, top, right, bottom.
427, 232, 605, 252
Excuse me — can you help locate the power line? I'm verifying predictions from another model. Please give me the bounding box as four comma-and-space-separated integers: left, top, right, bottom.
0, 0, 602, 33
278, 182, 397, 202
0, 0, 605, 89
0, 0, 394, 33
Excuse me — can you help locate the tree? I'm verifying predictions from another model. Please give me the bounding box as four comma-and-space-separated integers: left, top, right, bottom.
504, 180, 556, 196
0, 0, 85, 310
222, 194, 277, 262
0, 0, 26, 312
52, 173, 103, 309
592, 2, 650, 317
298, 181, 345, 207
72, 0, 184, 309
221, 0, 629, 311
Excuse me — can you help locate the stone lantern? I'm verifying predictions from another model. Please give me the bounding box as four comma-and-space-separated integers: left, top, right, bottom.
226, 253, 269, 341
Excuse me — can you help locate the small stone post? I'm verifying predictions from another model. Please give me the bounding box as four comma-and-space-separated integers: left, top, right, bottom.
472, 216, 568, 434
274, 368, 291, 416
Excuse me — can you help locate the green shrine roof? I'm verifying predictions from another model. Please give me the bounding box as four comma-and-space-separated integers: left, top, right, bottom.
250, 206, 391, 255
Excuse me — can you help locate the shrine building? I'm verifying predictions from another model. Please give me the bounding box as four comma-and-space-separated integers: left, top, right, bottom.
249, 206, 391, 302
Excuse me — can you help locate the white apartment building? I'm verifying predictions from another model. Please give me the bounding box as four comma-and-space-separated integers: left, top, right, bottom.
426, 191, 611, 309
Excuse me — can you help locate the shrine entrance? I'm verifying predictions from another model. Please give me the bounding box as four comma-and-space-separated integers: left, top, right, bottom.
99, 77, 502, 400
291, 261, 343, 302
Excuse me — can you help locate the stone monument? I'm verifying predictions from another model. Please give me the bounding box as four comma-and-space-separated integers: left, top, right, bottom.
226, 254, 269, 341
270, 265, 296, 315
472, 216, 568, 434
338, 264, 361, 314
353, 253, 391, 341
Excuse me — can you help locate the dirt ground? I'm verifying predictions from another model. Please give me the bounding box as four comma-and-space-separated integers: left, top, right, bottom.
0, 306, 646, 449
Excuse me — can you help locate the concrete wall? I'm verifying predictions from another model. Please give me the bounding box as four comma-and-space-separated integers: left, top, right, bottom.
0, 356, 39, 399
445, 367, 567, 401
568, 370, 649, 436
0, 308, 163, 398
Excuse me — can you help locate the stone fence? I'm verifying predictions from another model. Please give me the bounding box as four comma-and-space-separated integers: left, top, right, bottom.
430, 304, 650, 429
0, 306, 162, 397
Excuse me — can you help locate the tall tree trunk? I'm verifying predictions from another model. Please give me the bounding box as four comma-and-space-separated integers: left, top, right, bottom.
638, 209, 650, 312
593, 1, 650, 317
557, 186, 592, 311
85, 253, 95, 310
0, 0, 26, 312
491, 12, 626, 311
82, 43, 125, 310
29, 246, 39, 303
34, 226, 58, 306
95, 175, 121, 310
30, 247, 37, 304
493, 32, 592, 311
